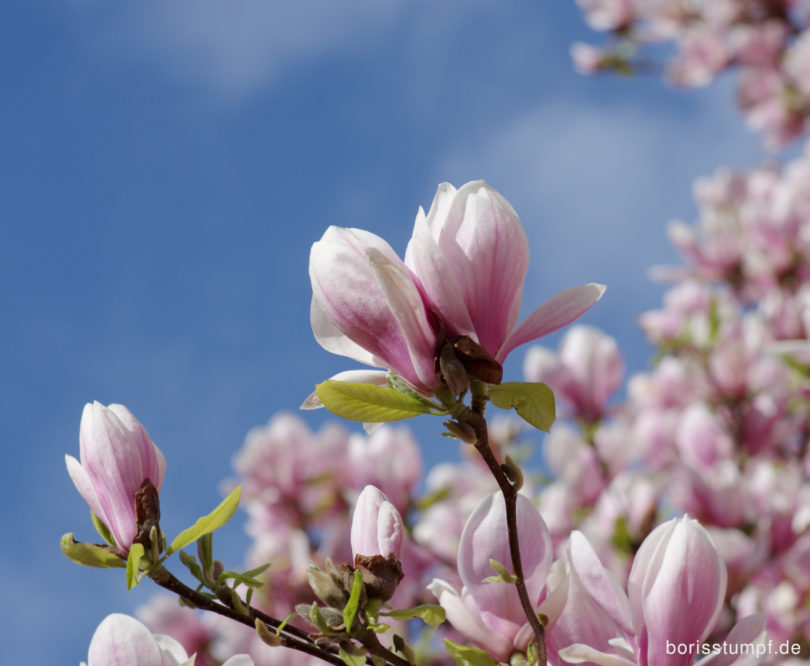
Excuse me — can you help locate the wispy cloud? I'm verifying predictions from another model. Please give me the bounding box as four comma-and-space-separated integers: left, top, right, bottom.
81, 0, 408, 99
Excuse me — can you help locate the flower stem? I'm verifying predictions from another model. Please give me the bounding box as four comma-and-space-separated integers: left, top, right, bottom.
462, 397, 548, 666
149, 565, 347, 665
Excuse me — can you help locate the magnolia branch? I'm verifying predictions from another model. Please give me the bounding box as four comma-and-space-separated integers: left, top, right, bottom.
148, 566, 348, 666
460, 393, 548, 666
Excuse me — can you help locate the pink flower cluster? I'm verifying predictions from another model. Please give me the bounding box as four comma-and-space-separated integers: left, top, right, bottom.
69, 169, 810, 664
524, 147, 810, 658
573, 0, 810, 147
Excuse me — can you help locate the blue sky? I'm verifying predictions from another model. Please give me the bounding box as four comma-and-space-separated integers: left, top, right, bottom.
1, 1, 770, 663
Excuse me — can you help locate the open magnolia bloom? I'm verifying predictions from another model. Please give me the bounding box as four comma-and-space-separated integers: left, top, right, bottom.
428, 492, 563, 663
553, 518, 767, 666
309, 181, 605, 396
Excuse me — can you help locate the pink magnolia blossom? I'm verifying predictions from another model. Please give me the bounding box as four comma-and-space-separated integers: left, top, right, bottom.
428, 492, 555, 662
524, 325, 624, 423
403, 181, 605, 364
83, 613, 255, 666
83, 613, 195, 666
350, 485, 404, 560
310, 181, 605, 394
556, 518, 764, 666
66, 402, 166, 556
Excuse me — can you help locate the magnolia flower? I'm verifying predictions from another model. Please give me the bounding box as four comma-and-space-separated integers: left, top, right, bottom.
310, 181, 605, 395
428, 492, 557, 662
66, 402, 166, 556
350, 485, 404, 560
350, 485, 406, 601
555, 517, 765, 666
524, 325, 624, 423
82, 613, 255, 666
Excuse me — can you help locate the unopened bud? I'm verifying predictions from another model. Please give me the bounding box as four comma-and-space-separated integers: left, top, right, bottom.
255, 618, 282, 647
307, 560, 350, 609
501, 455, 524, 490
444, 419, 477, 444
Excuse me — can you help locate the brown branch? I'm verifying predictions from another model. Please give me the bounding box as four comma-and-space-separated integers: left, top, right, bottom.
149, 566, 346, 666
463, 399, 548, 666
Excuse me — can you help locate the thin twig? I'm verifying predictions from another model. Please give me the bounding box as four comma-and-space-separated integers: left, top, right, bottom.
463, 400, 548, 666
149, 566, 346, 666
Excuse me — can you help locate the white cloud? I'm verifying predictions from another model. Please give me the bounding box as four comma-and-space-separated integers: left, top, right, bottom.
84, 0, 408, 99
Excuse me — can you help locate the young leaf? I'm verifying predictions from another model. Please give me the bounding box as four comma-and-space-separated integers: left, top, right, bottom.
91, 512, 116, 548
443, 639, 499, 666
487, 558, 517, 584
383, 604, 446, 628
126, 543, 145, 590
60, 533, 125, 569
339, 649, 366, 666
488, 382, 555, 432
217, 562, 271, 589
179, 550, 204, 583
167, 486, 242, 555
342, 570, 364, 632
315, 380, 433, 423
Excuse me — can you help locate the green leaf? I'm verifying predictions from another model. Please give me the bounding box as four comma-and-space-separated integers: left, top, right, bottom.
167, 486, 242, 555
179, 550, 204, 583
198, 533, 213, 578
217, 562, 271, 589
443, 639, 499, 666
60, 533, 125, 569
339, 649, 366, 666
488, 382, 555, 432
126, 543, 145, 589
487, 558, 517, 584
342, 570, 364, 632
384, 604, 446, 628
315, 380, 434, 423
91, 513, 116, 548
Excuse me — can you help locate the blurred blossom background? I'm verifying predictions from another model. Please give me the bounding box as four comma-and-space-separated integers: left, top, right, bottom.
0, 1, 777, 662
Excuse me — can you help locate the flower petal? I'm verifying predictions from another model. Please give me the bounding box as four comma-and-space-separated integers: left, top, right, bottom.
87, 614, 167, 666
458, 493, 551, 642
436, 182, 529, 355
427, 578, 514, 662
497, 284, 607, 362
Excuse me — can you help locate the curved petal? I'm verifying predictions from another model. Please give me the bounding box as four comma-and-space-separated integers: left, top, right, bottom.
87, 614, 166, 666
405, 209, 475, 339
107, 403, 166, 491
310, 295, 379, 368
427, 579, 514, 662
568, 531, 634, 638
558, 643, 636, 666
437, 182, 529, 355
458, 493, 551, 642
153, 634, 192, 665
497, 284, 607, 363
694, 614, 766, 666
221, 656, 255, 666
65, 454, 105, 531
366, 248, 439, 391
